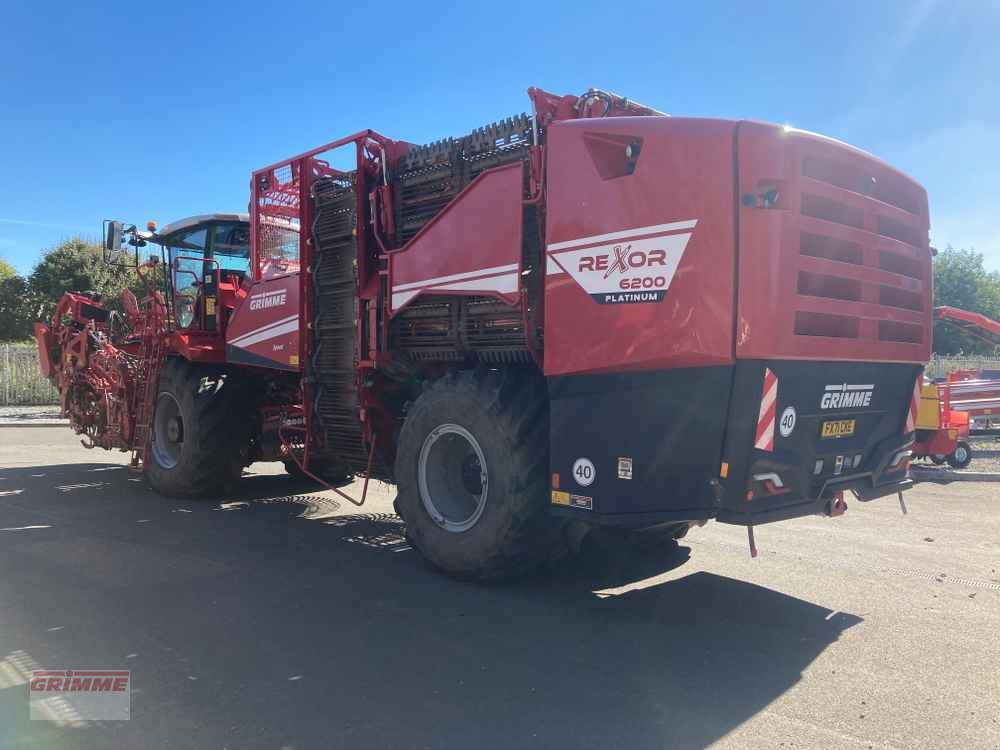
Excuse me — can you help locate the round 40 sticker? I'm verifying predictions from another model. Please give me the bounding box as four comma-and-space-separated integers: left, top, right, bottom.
572, 457, 596, 487
779, 406, 797, 438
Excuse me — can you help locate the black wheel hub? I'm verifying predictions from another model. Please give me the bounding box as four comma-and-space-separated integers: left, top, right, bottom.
166, 416, 183, 443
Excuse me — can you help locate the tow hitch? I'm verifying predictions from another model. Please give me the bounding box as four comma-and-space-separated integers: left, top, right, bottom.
825, 492, 847, 517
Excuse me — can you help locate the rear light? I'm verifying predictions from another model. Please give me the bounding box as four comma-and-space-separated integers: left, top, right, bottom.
750, 471, 791, 497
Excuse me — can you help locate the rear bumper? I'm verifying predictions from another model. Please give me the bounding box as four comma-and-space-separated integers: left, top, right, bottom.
715, 428, 916, 526
714, 360, 921, 526
717, 475, 913, 525
853, 477, 914, 502
548, 471, 914, 530
546, 360, 921, 531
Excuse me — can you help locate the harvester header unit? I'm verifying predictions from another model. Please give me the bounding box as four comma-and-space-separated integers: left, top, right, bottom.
36, 86, 933, 578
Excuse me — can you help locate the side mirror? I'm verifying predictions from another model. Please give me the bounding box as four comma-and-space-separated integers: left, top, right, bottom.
103, 219, 139, 267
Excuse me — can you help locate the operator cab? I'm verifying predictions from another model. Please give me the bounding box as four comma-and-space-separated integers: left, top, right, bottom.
154, 213, 251, 330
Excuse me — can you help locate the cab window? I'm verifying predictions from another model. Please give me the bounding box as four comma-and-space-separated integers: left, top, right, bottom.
168, 228, 208, 329
211, 223, 250, 274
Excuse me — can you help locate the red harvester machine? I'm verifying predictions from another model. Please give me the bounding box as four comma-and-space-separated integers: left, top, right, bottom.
36, 87, 933, 578
911, 375, 972, 468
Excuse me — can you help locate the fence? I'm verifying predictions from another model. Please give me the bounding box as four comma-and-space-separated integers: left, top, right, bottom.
0, 344, 59, 406
925, 355, 1000, 380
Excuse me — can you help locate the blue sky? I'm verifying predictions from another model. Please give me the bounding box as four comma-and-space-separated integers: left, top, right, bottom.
1, 0, 997, 275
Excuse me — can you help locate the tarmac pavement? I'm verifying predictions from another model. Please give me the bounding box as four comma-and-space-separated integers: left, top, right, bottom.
1, 426, 998, 749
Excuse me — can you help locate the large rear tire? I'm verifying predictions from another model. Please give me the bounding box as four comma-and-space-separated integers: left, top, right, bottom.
393, 369, 560, 580
146, 359, 250, 498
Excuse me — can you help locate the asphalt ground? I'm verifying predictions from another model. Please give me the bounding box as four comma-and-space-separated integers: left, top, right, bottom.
0, 427, 998, 749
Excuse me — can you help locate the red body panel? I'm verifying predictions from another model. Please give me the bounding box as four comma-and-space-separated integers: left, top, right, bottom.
225, 274, 301, 370
543, 117, 737, 376
388, 162, 523, 312
736, 123, 932, 363
168, 331, 226, 363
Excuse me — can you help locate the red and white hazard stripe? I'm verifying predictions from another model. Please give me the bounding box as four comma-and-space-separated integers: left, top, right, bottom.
754, 368, 778, 452
904, 372, 923, 434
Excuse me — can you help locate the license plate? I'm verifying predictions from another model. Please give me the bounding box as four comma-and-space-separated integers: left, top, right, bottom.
821, 419, 855, 438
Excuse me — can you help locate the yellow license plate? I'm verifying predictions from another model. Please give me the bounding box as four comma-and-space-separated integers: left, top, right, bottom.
821, 419, 856, 438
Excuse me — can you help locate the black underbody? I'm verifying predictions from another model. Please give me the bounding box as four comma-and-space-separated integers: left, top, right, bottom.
547, 361, 920, 529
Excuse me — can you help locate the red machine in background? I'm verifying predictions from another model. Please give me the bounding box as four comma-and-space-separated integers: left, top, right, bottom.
933, 306, 1000, 432
910, 374, 972, 468
37, 86, 933, 579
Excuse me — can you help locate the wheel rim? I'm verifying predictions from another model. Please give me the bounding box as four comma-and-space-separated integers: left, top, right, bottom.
954, 445, 969, 464
417, 423, 488, 533
151, 392, 183, 469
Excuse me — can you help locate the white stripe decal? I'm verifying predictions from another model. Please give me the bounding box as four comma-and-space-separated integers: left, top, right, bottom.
545, 220, 697, 253
230, 318, 298, 348
392, 263, 519, 293
229, 314, 298, 347
758, 380, 778, 423
824, 383, 875, 392
755, 421, 774, 451
390, 289, 420, 309
391, 271, 518, 310
432, 272, 518, 294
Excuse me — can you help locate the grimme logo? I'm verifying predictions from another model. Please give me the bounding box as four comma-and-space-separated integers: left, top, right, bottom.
821, 383, 875, 409
249, 289, 287, 311
30, 670, 131, 721
30, 670, 129, 693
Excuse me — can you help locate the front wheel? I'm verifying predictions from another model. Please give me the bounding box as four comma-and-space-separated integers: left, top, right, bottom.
146, 359, 249, 498
393, 369, 561, 580
947, 441, 973, 469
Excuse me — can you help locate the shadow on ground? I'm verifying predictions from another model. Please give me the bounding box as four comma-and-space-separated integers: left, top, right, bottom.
0, 462, 862, 749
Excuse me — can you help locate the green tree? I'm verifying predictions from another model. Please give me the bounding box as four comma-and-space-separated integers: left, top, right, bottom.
0, 258, 16, 280
932, 247, 1000, 354
0, 274, 37, 341
28, 238, 134, 321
